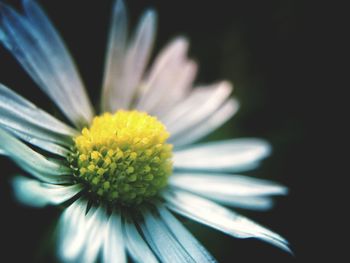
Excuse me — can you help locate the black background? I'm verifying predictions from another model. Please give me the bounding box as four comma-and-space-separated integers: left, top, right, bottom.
0, 0, 333, 262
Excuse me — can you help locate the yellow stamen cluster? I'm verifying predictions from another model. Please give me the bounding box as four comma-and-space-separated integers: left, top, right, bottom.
69, 110, 173, 206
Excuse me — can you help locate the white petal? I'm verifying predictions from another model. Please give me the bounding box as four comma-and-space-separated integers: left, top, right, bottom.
0, 26, 8, 47
0, 84, 75, 155
0, 122, 71, 157
3, 127, 70, 157
11, 175, 82, 207
206, 195, 275, 211
173, 138, 271, 172
57, 199, 89, 262
156, 204, 217, 263
0, 127, 71, 184
22, 0, 94, 123
168, 172, 287, 211
169, 173, 288, 197
123, 213, 159, 263
161, 85, 216, 126
104, 6, 157, 112
121, 10, 156, 109
79, 207, 107, 263
164, 81, 233, 137
0, 2, 93, 127
138, 207, 195, 263
135, 37, 191, 112
136, 37, 189, 110
171, 98, 239, 147
163, 189, 292, 254
102, 212, 127, 263
0, 83, 77, 138
148, 60, 198, 116
101, 0, 128, 112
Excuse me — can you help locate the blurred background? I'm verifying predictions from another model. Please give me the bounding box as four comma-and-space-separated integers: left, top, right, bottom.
0, 0, 324, 262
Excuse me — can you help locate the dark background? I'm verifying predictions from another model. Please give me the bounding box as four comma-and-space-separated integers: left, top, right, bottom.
0, 0, 331, 262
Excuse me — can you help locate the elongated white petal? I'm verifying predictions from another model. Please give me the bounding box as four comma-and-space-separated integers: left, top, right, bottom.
120, 10, 156, 110
138, 208, 195, 263
0, 118, 71, 157
23, 0, 94, 122
101, 0, 128, 112
156, 204, 217, 263
161, 86, 215, 126
123, 214, 159, 263
169, 173, 288, 197
164, 81, 232, 137
169, 172, 286, 211
137, 37, 189, 109
0, 149, 6, 155
12, 176, 82, 207
79, 207, 106, 263
0, 84, 77, 137
173, 138, 271, 172
0, 84, 75, 154
4, 127, 70, 157
57, 199, 89, 262
102, 212, 126, 263
171, 98, 239, 147
207, 194, 275, 211
103, 5, 157, 112
149, 60, 198, 116
0, 127, 71, 183
163, 189, 292, 253
0, 3, 93, 127
136, 37, 190, 112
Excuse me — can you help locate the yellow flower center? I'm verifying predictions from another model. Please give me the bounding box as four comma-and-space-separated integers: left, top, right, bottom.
69, 110, 173, 206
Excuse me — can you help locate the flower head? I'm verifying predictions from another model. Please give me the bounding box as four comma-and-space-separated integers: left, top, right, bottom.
70, 110, 173, 205
0, 0, 291, 262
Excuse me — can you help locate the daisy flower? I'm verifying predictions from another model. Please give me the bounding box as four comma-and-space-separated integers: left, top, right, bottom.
0, 0, 291, 262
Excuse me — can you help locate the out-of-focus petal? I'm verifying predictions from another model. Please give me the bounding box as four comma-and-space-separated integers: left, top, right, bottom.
170, 98, 239, 147
150, 60, 197, 116
163, 81, 232, 137
79, 207, 106, 263
101, 0, 128, 112
57, 199, 88, 262
136, 37, 192, 113
0, 2, 93, 127
12, 175, 82, 207
102, 1, 156, 112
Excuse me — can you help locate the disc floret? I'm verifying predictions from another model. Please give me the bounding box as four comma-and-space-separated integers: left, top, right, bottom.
69, 110, 173, 206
